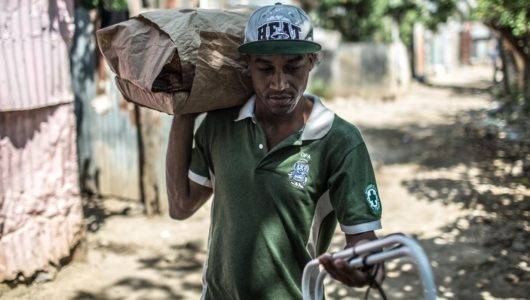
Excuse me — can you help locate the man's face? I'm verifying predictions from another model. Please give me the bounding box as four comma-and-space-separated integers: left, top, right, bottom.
248, 54, 315, 115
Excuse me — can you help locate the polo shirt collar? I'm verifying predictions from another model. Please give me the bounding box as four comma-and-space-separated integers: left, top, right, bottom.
234, 95, 257, 123
234, 94, 335, 140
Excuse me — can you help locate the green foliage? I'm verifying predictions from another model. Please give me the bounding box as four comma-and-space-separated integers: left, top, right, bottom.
302, 0, 529, 114
422, 0, 460, 31
301, 0, 461, 44
80, 0, 129, 11
301, 0, 392, 42
386, 0, 422, 45
475, 0, 530, 38
387, 0, 460, 45
475, 0, 529, 110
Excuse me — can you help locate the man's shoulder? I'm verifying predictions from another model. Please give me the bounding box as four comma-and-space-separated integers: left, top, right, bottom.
200, 106, 241, 128
325, 115, 365, 150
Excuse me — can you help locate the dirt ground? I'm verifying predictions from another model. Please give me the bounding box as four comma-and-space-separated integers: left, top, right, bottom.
2, 65, 528, 299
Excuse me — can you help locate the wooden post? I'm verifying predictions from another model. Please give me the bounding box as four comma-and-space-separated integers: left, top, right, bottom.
137, 107, 172, 215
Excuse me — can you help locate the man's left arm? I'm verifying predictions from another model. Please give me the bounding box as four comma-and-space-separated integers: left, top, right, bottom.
321, 141, 384, 287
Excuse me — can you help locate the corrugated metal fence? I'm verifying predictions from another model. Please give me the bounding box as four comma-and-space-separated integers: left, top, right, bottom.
0, 0, 83, 281
0, 0, 74, 111
72, 7, 141, 201
72, 7, 172, 213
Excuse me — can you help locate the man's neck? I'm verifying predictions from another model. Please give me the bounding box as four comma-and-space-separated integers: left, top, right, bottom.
255, 96, 313, 149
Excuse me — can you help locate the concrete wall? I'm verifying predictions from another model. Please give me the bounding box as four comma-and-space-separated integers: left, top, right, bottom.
311, 42, 411, 100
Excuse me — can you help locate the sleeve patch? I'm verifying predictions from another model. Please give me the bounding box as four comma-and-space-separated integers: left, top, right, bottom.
364, 184, 381, 214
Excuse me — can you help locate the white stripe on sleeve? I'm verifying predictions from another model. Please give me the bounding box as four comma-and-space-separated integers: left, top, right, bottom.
340, 220, 382, 234
188, 169, 213, 188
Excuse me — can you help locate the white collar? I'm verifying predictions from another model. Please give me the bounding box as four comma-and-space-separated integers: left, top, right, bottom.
234, 94, 335, 140
234, 94, 257, 123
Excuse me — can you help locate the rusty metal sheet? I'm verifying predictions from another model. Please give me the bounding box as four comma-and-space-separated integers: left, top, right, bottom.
72, 7, 141, 201
77, 82, 141, 200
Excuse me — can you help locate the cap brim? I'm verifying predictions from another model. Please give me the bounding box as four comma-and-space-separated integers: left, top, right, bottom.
238, 40, 322, 55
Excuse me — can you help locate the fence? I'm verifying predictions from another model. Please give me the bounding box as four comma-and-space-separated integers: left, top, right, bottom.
72, 7, 172, 214
0, 0, 83, 281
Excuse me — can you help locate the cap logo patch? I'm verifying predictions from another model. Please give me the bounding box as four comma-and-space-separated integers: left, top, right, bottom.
365, 184, 381, 213
239, 3, 321, 54
257, 21, 302, 41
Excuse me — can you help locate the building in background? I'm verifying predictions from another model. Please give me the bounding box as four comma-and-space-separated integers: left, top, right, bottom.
414, 21, 495, 80
0, 0, 84, 281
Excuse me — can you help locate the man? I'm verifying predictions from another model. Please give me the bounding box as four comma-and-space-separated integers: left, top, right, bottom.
166, 3, 383, 299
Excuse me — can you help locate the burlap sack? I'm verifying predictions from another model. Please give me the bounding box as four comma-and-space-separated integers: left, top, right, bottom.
97, 8, 254, 114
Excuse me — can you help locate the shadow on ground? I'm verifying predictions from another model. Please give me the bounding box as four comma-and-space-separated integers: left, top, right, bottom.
424, 79, 493, 96
71, 241, 205, 299
82, 194, 140, 233
72, 277, 185, 300
137, 242, 205, 280
327, 97, 528, 298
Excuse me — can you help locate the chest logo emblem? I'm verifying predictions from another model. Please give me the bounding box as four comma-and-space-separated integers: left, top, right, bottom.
365, 184, 381, 213
288, 159, 310, 189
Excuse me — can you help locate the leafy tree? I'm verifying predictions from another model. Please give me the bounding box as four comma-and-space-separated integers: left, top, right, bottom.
301, 0, 461, 81
387, 0, 459, 45
475, 0, 530, 111
301, 0, 392, 42
80, 0, 129, 11
301, 0, 460, 44
302, 0, 529, 113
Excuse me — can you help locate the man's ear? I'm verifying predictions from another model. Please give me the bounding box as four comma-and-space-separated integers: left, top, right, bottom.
307, 53, 318, 70
241, 54, 251, 76
241, 54, 250, 65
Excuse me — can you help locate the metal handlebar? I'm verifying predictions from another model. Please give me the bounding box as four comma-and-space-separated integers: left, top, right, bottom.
302, 234, 437, 300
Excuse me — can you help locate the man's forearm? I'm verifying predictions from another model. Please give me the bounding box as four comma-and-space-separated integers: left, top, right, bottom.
166, 114, 196, 218
345, 231, 378, 248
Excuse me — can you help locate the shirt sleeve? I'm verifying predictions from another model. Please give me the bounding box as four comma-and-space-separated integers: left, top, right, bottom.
328, 142, 382, 234
188, 114, 213, 188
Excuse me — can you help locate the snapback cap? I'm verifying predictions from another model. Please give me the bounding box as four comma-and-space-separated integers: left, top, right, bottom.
238, 2, 322, 55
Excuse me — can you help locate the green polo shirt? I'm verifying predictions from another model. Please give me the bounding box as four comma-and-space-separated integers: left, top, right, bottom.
188, 94, 382, 300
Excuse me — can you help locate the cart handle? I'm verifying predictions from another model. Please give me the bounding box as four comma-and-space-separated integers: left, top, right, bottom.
302, 234, 437, 300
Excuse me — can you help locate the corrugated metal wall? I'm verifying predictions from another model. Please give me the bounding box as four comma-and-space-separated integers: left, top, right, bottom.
0, 0, 84, 281
81, 84, 141, 201
0, 0, 74, 111
72, 7, 141, 201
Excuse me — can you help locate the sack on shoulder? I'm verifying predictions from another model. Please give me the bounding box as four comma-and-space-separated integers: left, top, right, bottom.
97, 8, 254, 114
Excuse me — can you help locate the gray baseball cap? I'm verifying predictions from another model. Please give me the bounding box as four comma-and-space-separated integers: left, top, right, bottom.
238, 2, 321, 55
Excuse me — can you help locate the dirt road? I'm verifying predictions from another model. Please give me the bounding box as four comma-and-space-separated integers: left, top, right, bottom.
2, 66, 528, 299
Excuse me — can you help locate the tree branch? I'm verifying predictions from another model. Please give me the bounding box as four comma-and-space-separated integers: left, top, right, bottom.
486, 22, 530, 63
